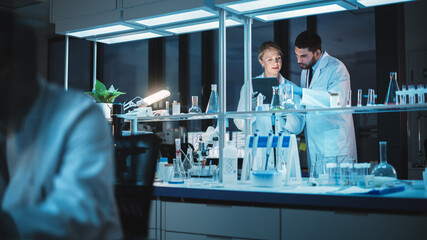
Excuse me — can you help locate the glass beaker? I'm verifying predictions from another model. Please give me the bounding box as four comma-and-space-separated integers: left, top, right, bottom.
188, 96, 202, 114
270, 86, 282, 110
168, 158, 185, 184
206, 84, 219, 113
371, 141, 397, 185
172, 101, 181, 115
384, 72, 400, 105
281, 84, 297, 110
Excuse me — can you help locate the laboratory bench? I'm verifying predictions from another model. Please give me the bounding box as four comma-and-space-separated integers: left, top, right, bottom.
144, 181, 427, 240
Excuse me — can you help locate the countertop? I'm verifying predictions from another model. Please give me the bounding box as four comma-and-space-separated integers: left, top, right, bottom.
152, 180, 427, 214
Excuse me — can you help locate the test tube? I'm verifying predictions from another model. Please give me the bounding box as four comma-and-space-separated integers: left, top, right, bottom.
367, 89, 375, 106
408, 84, 416, 104
357, 89, 362, 107
395, 90, 401, 105
417, 83, 425, 104
345, 90, 352, 107
401, 85, 407, 105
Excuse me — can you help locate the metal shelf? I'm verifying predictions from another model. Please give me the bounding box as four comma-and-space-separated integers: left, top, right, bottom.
116, 112, 219, 122
225, 103, 427, 119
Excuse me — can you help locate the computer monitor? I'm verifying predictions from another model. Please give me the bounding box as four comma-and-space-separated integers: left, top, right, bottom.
252, 77, 279, 104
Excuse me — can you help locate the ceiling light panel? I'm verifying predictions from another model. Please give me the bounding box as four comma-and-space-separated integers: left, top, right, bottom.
225, 0, 309, 13
95, 32, 164, 44
164, 19, 242, 34
67, 24, 134, 38
135, 9, 216, 27
357, 0, 414, 7
255, 4, 347, 21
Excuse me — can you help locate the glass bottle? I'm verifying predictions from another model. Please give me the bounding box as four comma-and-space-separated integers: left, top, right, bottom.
385, 72, 400, 105
270, 86, 282, 110
188, 96, 202, 114
281, 84, 297, 110
206, 84, 219, 113
372, 141, 397, 184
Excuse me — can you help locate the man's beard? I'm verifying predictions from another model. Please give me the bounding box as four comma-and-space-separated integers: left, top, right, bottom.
299, 56, 316, 69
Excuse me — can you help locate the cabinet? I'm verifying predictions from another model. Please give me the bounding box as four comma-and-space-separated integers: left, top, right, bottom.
50, 0, 121, 34
146, 195, 427, 240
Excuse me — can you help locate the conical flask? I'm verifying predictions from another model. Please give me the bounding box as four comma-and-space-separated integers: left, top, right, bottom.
168, 158, 185, 184
281, 84, 297, 110
384, 72, 400, 105
372, 141, 397, 185
206, 84, 219, 113
270, 86, 282, 110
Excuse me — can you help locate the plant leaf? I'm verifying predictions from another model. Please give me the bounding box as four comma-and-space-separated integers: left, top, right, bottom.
95, 79, 107, 93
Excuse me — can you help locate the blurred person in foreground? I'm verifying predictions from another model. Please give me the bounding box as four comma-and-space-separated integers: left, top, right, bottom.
0, 10, 122, 239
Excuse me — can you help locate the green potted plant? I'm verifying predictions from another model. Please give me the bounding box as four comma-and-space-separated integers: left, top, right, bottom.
85, 79, 126, 118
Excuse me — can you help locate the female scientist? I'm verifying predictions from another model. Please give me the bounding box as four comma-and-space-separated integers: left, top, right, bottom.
234, 41, 304, 136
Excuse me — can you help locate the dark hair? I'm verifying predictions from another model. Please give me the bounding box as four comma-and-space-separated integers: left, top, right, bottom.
0, 9, 39, 122
258, 41, 283, 60
295, 31, 322, 53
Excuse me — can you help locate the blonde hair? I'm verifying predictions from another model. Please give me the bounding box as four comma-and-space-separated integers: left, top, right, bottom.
258, 41, 283, 60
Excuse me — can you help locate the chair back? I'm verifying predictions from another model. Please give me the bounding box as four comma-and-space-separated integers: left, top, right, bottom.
114, 133, 160, 239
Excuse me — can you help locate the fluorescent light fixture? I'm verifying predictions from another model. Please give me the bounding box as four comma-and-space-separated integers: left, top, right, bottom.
357, 0, 414, 7
138, 90, 171, 106
96, 31, 163, 44
165, 19, 242, 34
255, 4, 346, 21
135, 9, 216, 27
67, 24, 134, 38
226, 0, 309, 13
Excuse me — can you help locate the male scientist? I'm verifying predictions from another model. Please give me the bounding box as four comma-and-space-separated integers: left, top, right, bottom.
292, 31, 357, 167
0, 11, 122, 239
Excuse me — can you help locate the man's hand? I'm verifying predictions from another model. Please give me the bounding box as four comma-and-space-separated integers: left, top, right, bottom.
293, 85, 303, 97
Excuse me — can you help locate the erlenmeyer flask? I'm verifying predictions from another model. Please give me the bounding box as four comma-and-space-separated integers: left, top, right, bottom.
168, 158, 185, 184
281, 84, 297, 110
372, 141, 397, 186
270, 86, 282, 110
206, 84, 219, 113
188, 96, 202, 114
385, 72, 400, 105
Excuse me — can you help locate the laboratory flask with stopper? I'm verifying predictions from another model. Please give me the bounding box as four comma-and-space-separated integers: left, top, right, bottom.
188, 96, 202, 114
385, 72, 400, 105
270, 86, 282, 110
372, 141, 397, 184
206, 84, 219, 113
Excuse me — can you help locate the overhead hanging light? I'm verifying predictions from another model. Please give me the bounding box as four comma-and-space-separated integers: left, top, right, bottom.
164, 19, 242, 34
89, 30, 168, 44
66, 24, 134, 38
254, 4, 347, 21
224, 0, 309, 13
357, 0, 414, 7
134, 9, 216, 27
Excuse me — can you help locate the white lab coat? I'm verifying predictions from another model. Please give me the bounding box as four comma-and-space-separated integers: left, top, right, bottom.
1, 80, 122, 239
299, 52, 357, 165
234, 73, 304, 135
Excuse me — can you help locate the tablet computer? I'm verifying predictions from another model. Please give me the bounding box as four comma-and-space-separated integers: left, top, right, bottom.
252, 77, 279, 104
